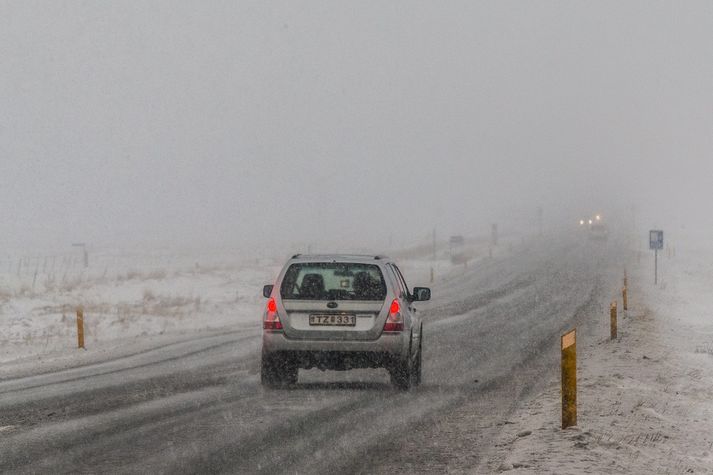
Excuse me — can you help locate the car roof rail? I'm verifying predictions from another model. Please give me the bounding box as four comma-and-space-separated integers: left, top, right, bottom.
289, 253, 390, 261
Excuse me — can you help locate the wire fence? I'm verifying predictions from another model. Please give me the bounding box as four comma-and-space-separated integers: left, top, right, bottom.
0, 247, 281, 295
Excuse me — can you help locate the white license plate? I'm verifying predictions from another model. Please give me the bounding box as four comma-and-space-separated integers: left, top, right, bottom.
309, 314, 356, 326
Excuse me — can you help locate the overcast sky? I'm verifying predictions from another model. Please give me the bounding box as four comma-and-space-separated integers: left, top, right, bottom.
1, 1, 712, 249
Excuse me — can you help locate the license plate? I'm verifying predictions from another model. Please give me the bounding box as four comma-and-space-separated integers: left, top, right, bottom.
309, 314, 356, 326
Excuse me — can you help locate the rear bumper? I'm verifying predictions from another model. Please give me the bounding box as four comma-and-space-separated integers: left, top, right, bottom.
262, 331, 409, 369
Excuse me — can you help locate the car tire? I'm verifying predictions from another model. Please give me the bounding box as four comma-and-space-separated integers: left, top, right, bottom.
389, 358, 411, 390
413, 326, 423, 386
389, 336, 413, 390
261, 353, 298, 388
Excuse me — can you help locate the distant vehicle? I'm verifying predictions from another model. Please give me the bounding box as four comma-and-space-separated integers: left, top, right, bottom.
449, 235, 464, 251
260, 254, 430, 390
578, 214, 608, 240
449, 235, 467, 264
589, 222, 609, 240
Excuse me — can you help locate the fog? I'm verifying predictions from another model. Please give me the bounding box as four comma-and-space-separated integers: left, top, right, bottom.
2, 1, 712, 250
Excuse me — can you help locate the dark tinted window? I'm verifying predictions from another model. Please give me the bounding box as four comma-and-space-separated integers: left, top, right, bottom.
386, 264, 404, 296
391, 264, 411, 297
280, 263, 387, 301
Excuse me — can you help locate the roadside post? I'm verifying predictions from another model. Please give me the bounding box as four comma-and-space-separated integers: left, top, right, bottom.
561, 329, 577, 429
610, 301, 617, 340
623, 286, 628, 311
649, 230, 664, 284
76, 306, 85, 349
537, 206, 543, 236
72, 242, 89, 269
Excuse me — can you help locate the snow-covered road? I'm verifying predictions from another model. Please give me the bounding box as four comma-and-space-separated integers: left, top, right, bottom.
0, 235, 627, 473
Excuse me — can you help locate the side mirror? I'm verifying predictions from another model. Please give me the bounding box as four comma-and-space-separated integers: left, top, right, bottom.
262, 285, 274, 298
412, 287, 431, 302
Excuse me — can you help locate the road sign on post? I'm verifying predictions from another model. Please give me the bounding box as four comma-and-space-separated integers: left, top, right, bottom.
649, 230, 663, 250
649, 230, 663, 284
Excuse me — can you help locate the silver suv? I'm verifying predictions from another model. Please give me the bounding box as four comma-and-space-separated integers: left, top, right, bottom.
260, 254, 430, 390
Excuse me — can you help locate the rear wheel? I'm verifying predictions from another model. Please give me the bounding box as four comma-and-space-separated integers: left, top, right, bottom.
389, 357, 412, 390
413, 326, 423, 386
261, 353, 298, 388
389, 335, 414, 390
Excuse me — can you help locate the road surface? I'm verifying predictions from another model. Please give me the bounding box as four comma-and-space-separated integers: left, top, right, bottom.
0, 234, 626, 474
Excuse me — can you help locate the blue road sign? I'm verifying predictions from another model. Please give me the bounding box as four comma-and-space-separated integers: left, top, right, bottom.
649, 230, 664, 250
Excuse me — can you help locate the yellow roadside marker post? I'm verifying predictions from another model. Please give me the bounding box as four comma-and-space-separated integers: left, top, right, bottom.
561, 329, 577, 429
76, 306, 85, 349
610, 301, 617, 340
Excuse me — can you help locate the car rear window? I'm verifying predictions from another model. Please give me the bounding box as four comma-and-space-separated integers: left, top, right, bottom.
280, 263, 387, 301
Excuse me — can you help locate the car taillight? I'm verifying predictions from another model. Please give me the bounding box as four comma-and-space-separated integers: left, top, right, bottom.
264, 297, 283, 330
383, 298, 403, 332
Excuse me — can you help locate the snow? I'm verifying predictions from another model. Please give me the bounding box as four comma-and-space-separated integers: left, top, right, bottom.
485, 233, 713, 473
0, 237, 500, 366
0, 247, 282, 364
6, 233, 711, 473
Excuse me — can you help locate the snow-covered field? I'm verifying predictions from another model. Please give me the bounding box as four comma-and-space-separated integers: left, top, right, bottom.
0, 247, 283, 363
0, 237, 500, 366
488, 233, 713, 473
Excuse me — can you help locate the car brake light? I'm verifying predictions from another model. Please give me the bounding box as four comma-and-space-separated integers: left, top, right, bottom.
264, 297, 283, 330
384, 298, 403, 332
